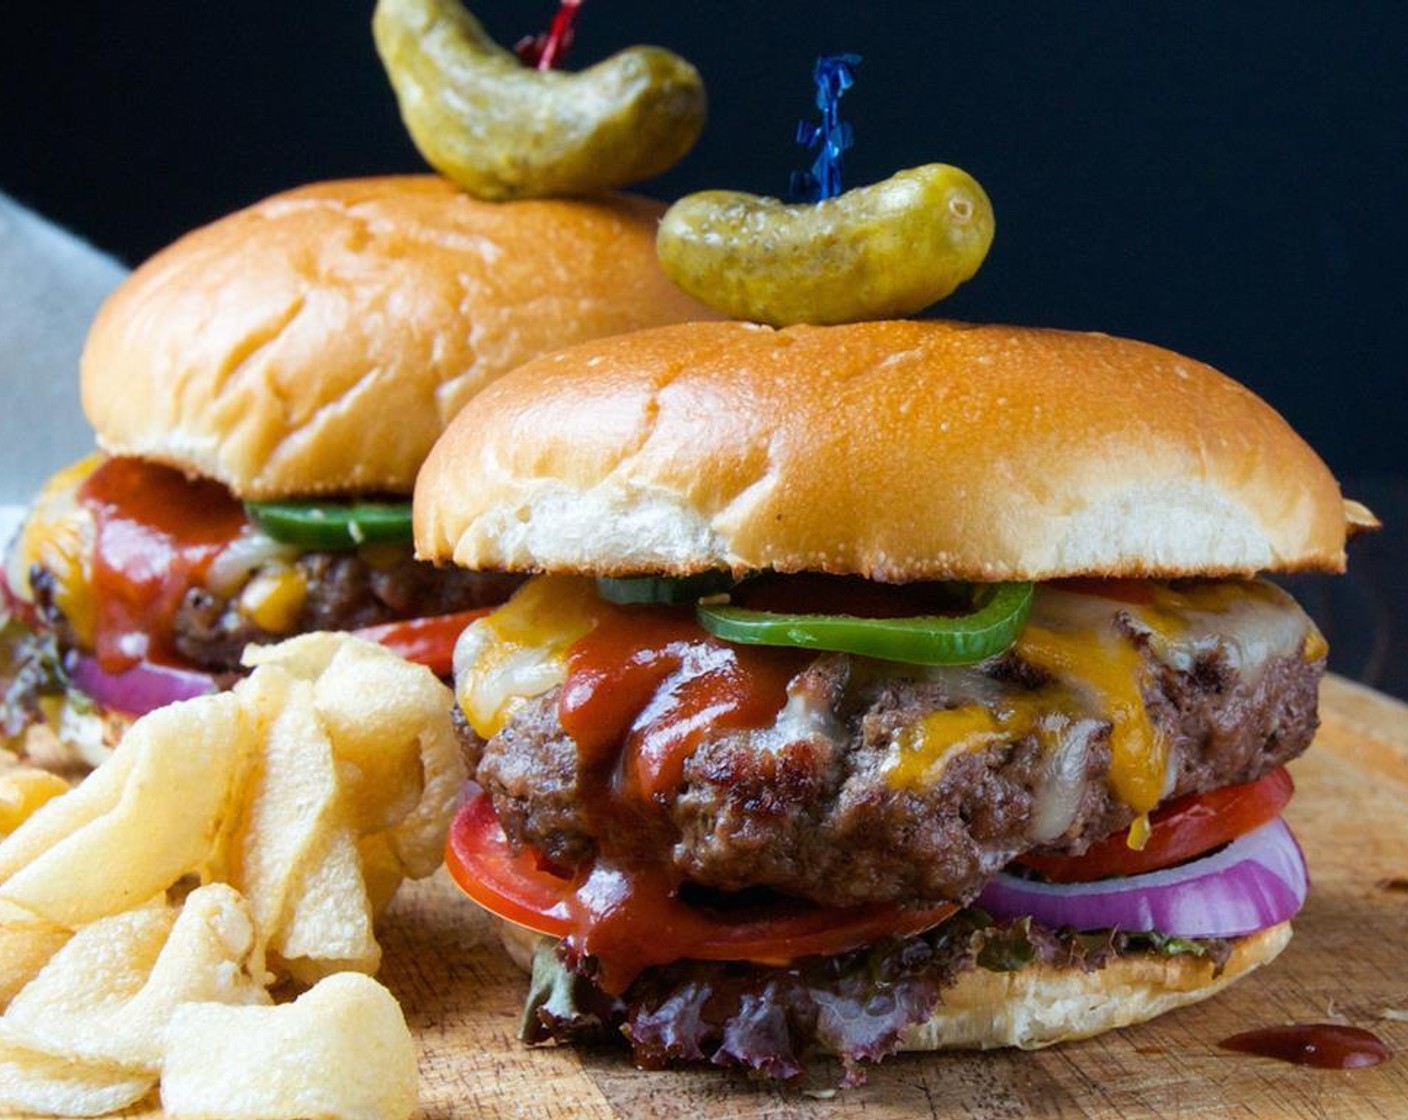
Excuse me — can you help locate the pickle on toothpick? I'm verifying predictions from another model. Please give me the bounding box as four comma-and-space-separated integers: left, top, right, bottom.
372, 0, 706, 201
657, 164, 995, 326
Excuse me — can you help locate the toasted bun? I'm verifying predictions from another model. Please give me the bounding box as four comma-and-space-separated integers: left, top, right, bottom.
494, 917, 1291, 1052
898, 920, 1291, 1051
81, 176, 717, 500
415, 320, 1352, 580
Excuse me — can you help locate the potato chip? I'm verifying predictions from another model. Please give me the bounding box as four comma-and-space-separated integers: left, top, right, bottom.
382, 698, 465, 880
221, 667, 342, 955
356, 833, 408, 919
240, 630, 344, 681
4, 904, 175, 1061
236, 635, 464, 971
271, 824, 378, 984
0, 1029, 153, 1117
250, 634, 467, 882
6, 885, 268, 1072
0, 898, 71, 1009
0, 903, 164, 1113
0, 738, 137, 882
247, 634, 460, 834
160, 972, 417, 1120
0, 631, 468, 1116
0, 767, 70, 839
0, 694, 252, 925
312, 639, 453, 828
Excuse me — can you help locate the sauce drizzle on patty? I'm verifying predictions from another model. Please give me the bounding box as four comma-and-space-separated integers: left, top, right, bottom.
79, 458, 246, 670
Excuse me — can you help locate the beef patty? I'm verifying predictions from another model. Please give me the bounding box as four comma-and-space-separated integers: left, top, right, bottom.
32, 551, 519, 673
462, 581, 1323, 909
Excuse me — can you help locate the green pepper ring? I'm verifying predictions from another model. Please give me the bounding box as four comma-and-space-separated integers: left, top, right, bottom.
245, 500, 414, 550
696, 581, 1035, 665
595, 571, 735, 606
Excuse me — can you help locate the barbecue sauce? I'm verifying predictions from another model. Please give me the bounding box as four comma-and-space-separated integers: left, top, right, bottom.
555, 600, 808, 990
78, 457, 246, 670
1219, 1024, 1391, 1069
560, 604, 802, 801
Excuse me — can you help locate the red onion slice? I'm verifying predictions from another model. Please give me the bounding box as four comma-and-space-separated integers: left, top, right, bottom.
68, 653, 219, 717
976, 817, 1308, 939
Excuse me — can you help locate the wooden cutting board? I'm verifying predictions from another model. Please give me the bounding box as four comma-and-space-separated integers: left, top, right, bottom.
370, 674, 1408, 1119
97, 675, 1408, 1120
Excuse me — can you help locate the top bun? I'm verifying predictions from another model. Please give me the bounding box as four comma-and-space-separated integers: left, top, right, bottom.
415, 319, 1356, 581
80, 176, 717, 499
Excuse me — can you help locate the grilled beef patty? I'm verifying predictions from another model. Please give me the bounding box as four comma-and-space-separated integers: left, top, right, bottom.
32, 552, 519, 673
463, 582, 1322, 909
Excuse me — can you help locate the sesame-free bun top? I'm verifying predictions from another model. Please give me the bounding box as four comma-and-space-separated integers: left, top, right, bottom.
415, 319, 1361, 581
80, 176, 717, 499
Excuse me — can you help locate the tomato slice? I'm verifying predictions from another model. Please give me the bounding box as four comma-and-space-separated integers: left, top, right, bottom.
355, 608, 490, 677
1018, 767, 1295, 883
445, 786, 576, 935
445, 787, 957, 983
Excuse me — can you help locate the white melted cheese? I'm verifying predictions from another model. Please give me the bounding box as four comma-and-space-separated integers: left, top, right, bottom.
750, 683, 849, 759
454, 575, 601, 738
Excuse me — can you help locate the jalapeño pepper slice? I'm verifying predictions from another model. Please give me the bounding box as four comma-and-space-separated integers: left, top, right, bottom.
244, 500, 414, 550
697, 581, 1034, 665
595, 571, 735, 606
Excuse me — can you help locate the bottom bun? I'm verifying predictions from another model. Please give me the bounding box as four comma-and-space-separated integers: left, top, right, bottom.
898, 920, 1291, 1051
493, 917, 1292, 1053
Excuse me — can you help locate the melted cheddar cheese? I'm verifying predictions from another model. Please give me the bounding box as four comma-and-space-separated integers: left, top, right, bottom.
1015, 623, 1166, 820
6, 454, 102, 644
454, 575, 603, 738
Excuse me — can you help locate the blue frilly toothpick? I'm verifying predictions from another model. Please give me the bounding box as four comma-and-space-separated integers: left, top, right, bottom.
791, 53, 862, 202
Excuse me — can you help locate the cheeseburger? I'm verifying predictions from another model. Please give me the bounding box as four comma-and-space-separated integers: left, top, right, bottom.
0, 175, 714, 765
415, 319, 1373, 1081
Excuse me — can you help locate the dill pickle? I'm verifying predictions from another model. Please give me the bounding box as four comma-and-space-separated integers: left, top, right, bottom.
656, 164, 995, 325
372, 0, 707, 200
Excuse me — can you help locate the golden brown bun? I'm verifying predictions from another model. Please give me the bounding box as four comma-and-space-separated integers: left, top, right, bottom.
81, 176, 718, 500
415, 320, 1353, 580
897, 921, 1291, 1051
493, 918, 1291, 1052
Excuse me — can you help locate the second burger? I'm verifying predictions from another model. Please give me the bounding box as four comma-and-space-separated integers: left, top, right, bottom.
1, 175, 716, 764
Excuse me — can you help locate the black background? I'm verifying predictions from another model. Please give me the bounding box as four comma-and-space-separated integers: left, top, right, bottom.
3, 3, 1406, 692
3, 2, 1404, 483
5, 3, 1402, 487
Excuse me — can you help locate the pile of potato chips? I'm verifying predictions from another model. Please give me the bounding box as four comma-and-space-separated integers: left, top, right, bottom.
0, 633, 465, 1118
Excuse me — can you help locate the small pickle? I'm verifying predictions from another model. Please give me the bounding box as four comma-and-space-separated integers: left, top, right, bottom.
657, 164, 995, 326
372, 0, 707, 201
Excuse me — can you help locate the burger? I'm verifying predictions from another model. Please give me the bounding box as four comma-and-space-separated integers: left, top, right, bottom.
413, 318, 1373, 1081
0, 175, 715, 766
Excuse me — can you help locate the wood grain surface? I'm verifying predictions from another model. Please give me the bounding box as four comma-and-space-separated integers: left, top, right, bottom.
94, 675, 1408, 1120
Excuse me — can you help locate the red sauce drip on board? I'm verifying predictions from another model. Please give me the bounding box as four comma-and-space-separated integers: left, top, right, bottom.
1219, 1024, 1392, 1069
79, 457, 247, 670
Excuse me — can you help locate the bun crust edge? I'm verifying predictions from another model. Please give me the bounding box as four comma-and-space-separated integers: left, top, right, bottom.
415, 320, 1352, 581
82, 176, 717, 499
